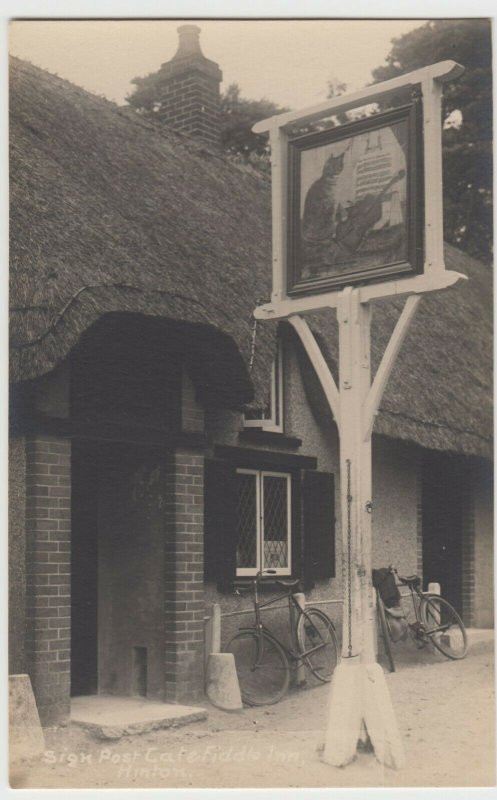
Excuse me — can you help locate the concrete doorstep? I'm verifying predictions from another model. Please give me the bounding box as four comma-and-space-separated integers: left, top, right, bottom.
71, 696, 208, 740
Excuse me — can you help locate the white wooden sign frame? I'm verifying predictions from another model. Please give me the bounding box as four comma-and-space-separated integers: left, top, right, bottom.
254, 60, 465, 319
252, 61, 466, 770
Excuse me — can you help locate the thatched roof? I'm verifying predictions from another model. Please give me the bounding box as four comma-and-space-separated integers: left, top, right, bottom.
297, 244, 493, 459
10, 57, 492, 459
9, 56, 275, 407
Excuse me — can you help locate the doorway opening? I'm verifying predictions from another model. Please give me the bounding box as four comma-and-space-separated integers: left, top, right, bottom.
71, 440, 168, 699
421, 451, 468, 616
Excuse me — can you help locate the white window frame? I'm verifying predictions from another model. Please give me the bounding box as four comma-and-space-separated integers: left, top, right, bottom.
235, 469, 291, 577
243, 339, 284, 433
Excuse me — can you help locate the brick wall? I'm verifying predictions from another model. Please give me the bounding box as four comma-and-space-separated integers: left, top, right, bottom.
164, 449, 205, 702
416, 461, 424, 584
9, 437, 27, 674
461, 475, 476, 627
473, 459, 494, 627
158, 71, 221, 147
24, 436, 71, 725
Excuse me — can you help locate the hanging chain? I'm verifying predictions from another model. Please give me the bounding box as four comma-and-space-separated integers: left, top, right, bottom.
248, 299, 260, 372
346, 458, 353, 657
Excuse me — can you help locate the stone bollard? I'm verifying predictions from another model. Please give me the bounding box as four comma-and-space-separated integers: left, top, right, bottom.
427, 582, 442, 643
9, 674, 45, 763
205, 653, 243, 712
205, 603, 221, 666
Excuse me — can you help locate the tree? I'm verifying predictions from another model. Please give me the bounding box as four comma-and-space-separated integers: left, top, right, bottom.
371, 19, 492, 264
219, 83, 288, 164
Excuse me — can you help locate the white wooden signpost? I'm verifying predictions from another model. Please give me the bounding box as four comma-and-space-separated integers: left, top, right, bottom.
252, 61, 465, 768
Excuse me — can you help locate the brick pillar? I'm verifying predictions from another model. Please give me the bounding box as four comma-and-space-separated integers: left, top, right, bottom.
461, 474, 476, 627
25, 436, 71, 725
164, 448, 205, 702
415, 457, 424, 585
9, 437, 27, 674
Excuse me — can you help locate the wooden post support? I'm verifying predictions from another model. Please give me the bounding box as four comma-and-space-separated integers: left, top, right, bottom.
291, 290, 408, 768
322, 288, 405, 768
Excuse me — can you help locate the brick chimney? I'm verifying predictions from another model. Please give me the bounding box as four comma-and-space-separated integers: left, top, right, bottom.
157, 25, 222, 147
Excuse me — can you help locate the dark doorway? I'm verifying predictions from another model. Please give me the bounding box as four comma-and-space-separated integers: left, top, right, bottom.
71, 440, 168, 699
71, 440, 99, 695
97, 442, 167, 698
421, 452, 467, 616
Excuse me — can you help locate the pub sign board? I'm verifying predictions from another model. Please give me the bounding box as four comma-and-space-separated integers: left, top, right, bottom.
287, 102, 424, 296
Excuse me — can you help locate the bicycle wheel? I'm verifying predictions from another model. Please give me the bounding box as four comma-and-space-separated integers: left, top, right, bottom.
376, 593, 395, 672
296, 608, 339, 682
420, 594, 468, 659
224, 629, 290, 706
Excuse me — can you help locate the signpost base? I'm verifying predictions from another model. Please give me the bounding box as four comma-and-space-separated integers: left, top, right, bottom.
322, 660, 406, 769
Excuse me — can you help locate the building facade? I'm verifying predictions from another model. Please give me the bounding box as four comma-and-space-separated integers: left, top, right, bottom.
9, 30, 493, 726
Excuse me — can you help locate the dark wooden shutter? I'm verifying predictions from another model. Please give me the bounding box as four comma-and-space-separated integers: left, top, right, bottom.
303, 470, 335, 583
204, 459, 237, 592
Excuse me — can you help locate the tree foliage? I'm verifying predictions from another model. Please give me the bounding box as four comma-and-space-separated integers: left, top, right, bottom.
219, 83, 288, 163
372, 19, 492, 263
127, 70, 164, 115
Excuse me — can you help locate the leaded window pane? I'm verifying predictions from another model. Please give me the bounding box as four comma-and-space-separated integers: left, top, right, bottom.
263, 475, 288, 569
235, 472, 257, 568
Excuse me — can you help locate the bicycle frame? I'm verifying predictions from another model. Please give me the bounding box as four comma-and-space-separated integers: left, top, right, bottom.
397, 583, 424, 626
244, 575, 332, 664
376, 566, 468, 672
390, 574, 453, 637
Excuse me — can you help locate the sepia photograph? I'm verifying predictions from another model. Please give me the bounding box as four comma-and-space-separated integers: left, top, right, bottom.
6, 11, 494, 795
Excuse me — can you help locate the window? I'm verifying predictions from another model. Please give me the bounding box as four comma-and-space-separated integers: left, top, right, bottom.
235, 469, 291, 576
204, 456, 335, 591
244, 339, 283, 433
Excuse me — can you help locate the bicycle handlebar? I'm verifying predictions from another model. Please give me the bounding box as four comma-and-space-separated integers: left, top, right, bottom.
233, 569, 301, 594
386, 565, 421, 587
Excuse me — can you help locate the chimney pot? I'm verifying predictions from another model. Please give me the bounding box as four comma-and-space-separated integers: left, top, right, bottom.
175, 24, 203, 59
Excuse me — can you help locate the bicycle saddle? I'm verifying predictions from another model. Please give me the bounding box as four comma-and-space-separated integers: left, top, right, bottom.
396, 574, 421, 588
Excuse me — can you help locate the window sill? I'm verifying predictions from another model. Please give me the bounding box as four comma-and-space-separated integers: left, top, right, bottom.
238, 429, 302, 448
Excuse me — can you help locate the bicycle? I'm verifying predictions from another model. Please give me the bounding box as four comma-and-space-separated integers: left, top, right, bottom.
375, 566, 468, 673
224, 569, 339, 706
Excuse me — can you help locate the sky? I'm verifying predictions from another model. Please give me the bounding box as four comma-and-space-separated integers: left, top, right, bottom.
9, 19, 427, 110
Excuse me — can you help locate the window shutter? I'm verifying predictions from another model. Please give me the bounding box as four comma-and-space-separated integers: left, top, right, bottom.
204, 459, 237, 592
303, 470, 335, 583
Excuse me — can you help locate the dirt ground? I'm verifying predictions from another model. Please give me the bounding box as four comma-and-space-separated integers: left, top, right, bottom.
10, 635, 496, 790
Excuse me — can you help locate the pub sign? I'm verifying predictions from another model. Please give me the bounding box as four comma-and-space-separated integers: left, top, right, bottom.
287, 102, 424, 296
